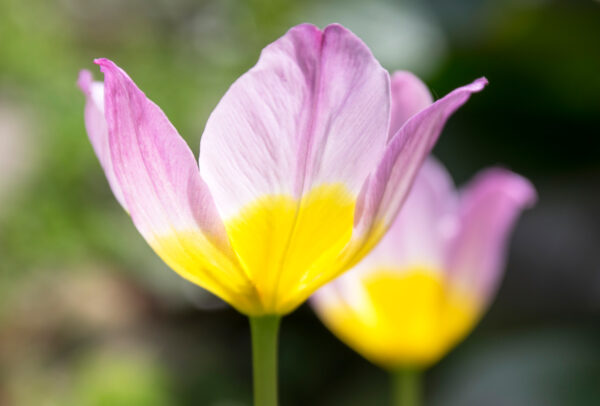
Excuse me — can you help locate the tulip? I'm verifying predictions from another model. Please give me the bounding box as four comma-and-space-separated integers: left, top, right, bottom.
311, 73, 535, 405
78, 23, 486, 406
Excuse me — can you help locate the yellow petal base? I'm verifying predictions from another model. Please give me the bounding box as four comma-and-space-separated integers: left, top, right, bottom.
226, 183, 356, 314
319, 268, 479, 369
153, 183, 356, 315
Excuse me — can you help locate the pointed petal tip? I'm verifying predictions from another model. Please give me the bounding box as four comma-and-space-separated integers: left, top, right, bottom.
472, 77, 489, 91
93, 57, 111, 66
93, 58, 119, 75
451, 77, 488, 96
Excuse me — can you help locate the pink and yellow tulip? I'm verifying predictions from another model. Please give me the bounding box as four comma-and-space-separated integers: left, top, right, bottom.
79, 23, 487, 405
78, 24, 486, 318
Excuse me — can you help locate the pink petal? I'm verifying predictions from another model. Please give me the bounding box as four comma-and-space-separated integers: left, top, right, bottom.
199, 23, 390, 218
353, 78, 488, 252
446, 168, 536, 305
388, 71, 433, 140
78, 70, 127, 209
95, 59, 251, 307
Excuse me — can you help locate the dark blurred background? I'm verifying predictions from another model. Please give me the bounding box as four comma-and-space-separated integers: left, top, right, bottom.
0, 0, 599, 405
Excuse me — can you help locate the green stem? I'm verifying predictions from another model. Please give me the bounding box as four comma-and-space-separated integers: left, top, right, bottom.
391, 368, 422, 406
250, 315, 281, 406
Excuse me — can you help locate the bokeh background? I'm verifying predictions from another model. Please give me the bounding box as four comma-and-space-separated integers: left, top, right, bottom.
1, 0, 599, 405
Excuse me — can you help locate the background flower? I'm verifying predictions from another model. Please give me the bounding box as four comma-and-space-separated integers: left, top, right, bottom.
312, 157, 536, 368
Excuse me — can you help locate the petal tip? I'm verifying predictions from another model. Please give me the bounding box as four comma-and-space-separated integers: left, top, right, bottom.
93, 57, 110, 66
390, 70, 418, 81
323, 22, 347, 34
478, 168, 537, 208
94, 58, 119, 75
288, 23, 321, 40
294, 22, 320, 31
472, 77, 489, 91
507, 171, 536, 206
515, 175, 537, 208
323, 23, 367, 46
77, 70, 93, 94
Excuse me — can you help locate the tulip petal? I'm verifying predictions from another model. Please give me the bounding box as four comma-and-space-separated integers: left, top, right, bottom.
95, 59, 257, 312
198, 24, 390, 312
446, 168, 536, 306
78, 70, 127, 209
353, 78, 489, 257
388, 71, 433, 140
200, 23, 390, 218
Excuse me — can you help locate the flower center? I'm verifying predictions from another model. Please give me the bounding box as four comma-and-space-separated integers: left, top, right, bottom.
323, 268, 479, 368
225, 183, 356, 314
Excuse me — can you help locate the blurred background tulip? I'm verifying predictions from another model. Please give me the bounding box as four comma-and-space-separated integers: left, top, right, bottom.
312, 157, 536, 404
0, 0, 599, 405
313, 159, 536, 369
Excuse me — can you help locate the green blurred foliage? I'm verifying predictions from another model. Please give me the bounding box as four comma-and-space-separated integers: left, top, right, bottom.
8, 349, 172, 406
